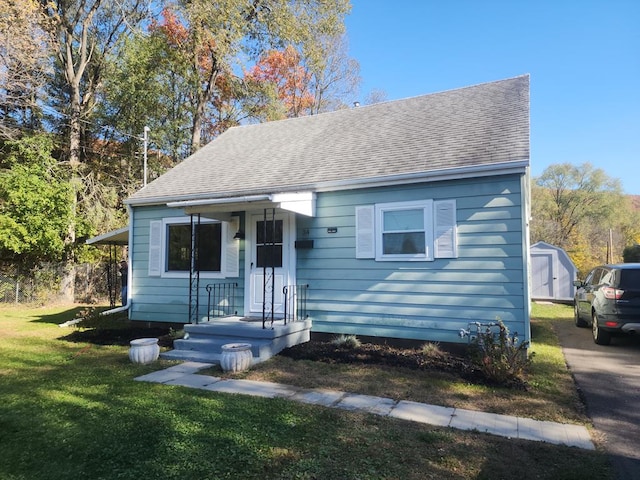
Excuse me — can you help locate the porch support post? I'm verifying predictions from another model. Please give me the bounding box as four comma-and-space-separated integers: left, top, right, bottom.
262, 208, 276, 329
188, 213, 201, 324
107, 243, 116, 308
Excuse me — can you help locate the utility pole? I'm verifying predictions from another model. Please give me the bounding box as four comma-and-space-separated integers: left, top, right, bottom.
143, 126, 150, 186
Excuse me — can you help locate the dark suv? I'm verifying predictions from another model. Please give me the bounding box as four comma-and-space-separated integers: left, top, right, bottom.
574, 263, 640, 345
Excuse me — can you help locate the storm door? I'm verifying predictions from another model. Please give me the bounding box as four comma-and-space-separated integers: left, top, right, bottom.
247, 211, 293, 317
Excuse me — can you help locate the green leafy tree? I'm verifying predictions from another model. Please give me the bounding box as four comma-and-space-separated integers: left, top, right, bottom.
0, 0, 51, 137
40, 0, 149, 167
34, 0, 151, 300
0, 135, 73, 269
103, 0, 352, 159
531, 162, 625, 273
305, 34, 361, 114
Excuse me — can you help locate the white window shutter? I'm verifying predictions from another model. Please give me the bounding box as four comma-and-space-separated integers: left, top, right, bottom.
434, 200, 457, 258
148, 220, 162, 276
355, 205, 375, 259
224, 217, 240, 277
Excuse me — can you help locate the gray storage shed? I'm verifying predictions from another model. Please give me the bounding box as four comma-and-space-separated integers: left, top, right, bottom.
530, 241, 578, 302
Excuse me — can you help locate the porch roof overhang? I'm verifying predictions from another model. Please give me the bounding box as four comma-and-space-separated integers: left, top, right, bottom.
85, 226, 129, 246
166, 192, 316, 219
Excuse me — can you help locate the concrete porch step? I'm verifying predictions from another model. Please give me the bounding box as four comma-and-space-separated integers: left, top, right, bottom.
173, 337, 274, 358
160, 349, 222, 364
161, 318, 312, 366
183, 317, 311, 340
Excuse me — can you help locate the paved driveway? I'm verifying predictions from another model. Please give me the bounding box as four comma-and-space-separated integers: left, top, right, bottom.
554, 319, 640, 479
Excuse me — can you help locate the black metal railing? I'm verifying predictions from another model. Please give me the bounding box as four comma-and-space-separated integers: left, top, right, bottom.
205, 282, 238, 322
283, 284, 309, 324
188, 214, 201, 324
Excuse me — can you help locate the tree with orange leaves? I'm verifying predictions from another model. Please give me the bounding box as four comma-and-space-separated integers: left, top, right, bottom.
145, 0, 351, 153
247, 45, 314, 119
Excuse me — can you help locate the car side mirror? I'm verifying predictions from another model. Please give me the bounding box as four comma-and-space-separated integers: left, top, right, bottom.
573, 280, 584, 288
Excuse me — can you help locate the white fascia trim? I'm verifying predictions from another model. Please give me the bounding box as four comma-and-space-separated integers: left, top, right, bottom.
85, 226, 130, 245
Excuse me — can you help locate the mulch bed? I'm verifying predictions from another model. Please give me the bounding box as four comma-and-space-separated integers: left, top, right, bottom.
62, 328, 528, 389
280, 339, 527, 389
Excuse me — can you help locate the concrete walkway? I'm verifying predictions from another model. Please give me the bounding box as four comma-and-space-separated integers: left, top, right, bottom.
135, 361, 594, 450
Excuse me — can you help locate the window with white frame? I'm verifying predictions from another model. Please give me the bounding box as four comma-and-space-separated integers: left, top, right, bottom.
356, 199, 457, 261
147, 216, 239, 278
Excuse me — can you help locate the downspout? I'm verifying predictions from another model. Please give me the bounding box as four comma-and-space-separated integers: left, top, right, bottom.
100, 204, 134, 316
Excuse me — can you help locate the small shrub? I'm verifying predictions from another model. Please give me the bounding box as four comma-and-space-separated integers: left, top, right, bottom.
330, 334, 361, 349
421, 342, 444, 359
468, 320, 534, 385
168, 328, 184, 340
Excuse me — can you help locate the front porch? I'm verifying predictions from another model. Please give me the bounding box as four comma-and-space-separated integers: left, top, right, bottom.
160, 316, 312, 365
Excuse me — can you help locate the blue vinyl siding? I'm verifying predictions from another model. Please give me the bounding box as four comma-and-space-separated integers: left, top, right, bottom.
129, 173, 529, 344
296, 174, 529, 344
129, 205, 245, 323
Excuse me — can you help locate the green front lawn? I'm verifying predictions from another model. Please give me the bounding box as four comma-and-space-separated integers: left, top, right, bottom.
0, 304, 613, 480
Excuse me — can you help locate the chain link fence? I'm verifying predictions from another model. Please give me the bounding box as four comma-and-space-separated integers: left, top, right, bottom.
0, 263, 112, 304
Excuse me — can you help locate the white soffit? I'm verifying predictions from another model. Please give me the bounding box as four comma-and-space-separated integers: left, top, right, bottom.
167, 192, 316, 217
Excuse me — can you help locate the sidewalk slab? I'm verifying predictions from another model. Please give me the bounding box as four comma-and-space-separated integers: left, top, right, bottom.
291, 388, 347, 407
450, 408, 519, 438
164, 373, 220, 389
518, 417, 594, 450
336, 393, 397, 416
390, 401, 454, 427
163, 362, 213, 374
204, 379, 298, 399
134, 369, 188, 384
561, 423, 595, 450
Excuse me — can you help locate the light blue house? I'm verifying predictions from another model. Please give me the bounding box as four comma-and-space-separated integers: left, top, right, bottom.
116, 76, 531, 361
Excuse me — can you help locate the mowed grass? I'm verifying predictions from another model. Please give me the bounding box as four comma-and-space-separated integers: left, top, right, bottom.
0, 304, 613, 480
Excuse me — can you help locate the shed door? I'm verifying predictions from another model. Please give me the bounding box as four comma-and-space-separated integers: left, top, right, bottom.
532, 252, 554, 299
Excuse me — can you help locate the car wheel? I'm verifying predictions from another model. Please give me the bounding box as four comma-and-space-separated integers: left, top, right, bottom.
574, 302, 587, 327
592, 311, 611, 345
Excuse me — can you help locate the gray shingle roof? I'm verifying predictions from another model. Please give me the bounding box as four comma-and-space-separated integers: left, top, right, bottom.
127, 75, 529, 205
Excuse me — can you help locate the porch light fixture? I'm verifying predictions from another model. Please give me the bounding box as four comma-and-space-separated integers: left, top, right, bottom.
233, 230, 245, 240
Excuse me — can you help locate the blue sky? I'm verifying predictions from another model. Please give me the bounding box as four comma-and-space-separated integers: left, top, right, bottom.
345, 1, 640, 194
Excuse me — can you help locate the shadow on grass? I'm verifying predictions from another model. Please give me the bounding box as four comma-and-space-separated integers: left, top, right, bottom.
30, 306, 91, 325
59, 325, 173, 346
28, 305, 175, 347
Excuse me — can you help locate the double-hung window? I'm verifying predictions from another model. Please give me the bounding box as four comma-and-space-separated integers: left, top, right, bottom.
378, 200, 433, 261
356, 199, 457, 261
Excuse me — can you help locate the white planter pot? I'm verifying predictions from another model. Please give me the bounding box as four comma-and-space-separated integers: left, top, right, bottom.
220, 343, 253, 373
129, 338, 160, 364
